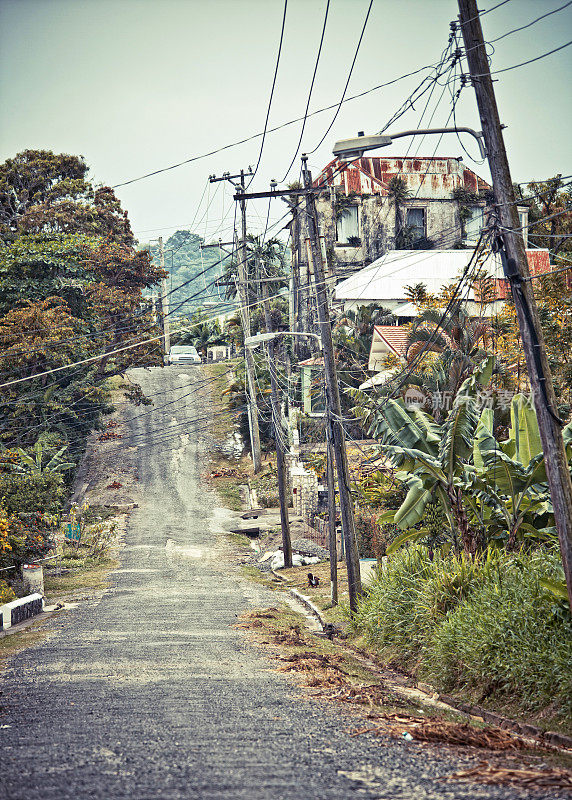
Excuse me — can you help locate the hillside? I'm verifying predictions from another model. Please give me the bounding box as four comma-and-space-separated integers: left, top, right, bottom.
145, 230, 228, 315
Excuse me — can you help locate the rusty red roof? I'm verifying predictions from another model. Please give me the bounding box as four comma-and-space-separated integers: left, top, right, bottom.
373, 325, 409, 358
474, 250, 553, 301
315, 156, 490, 199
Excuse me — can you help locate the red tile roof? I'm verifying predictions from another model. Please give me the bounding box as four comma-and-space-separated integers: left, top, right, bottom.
373, 325, 409, 357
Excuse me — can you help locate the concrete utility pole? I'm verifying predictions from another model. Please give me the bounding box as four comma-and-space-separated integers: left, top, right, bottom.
210, 171, 262, 473
261, 281, 293, 567
159, 236, 170, 355
301, 154, 362, 613
458, 0, 572, 610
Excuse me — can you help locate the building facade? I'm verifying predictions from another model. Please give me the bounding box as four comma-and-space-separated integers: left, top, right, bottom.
294, 155, 529, 275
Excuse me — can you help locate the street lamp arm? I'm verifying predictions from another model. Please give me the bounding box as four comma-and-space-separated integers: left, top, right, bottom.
332, 127, 486, 160
244, 331, 322, 349
387, 127, 486, 159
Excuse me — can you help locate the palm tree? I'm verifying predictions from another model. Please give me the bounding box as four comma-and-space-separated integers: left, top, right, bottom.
388, 176, 412, 244
403, 303, 491, 418
333, 305, 395, 393
179, 314, 225, 358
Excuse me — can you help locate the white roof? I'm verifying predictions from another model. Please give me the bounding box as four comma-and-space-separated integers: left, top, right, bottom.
334, 249, 504, 302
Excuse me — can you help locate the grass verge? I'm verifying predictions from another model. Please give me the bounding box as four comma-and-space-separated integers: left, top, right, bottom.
236, 601, 572, 787
351, 545, 572, 735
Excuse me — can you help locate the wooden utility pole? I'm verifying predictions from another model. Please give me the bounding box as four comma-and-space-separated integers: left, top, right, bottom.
261, 280, 293, 567
301, 154, 362, 613
326, 431, 338, 605
210, 171, 262, 473
159, 236, 170, 355
458, 0, 572, 610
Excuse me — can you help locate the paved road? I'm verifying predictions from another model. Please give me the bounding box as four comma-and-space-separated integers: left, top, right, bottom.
1, 368, 552, 799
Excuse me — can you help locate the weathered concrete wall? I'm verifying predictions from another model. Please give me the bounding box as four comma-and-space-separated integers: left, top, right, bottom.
304, 193, 464, 272
290, 156, 492, 276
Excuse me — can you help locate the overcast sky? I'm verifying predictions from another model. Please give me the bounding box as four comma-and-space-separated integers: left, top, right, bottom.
1, 0, 570, 244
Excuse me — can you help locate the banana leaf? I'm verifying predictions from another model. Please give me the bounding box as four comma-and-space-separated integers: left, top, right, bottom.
473, 407, 496, 469
510, 394, 542, 467
374, 399, 439, 456
387, 527, 430, 555
393, 476, 433, 529
439, 392, 480, 481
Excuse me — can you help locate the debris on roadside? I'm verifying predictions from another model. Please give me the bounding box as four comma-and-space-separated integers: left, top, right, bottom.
350, 714, 528, 751
443, 760, 572, 790
272, 625, 306, 647
208, 467, 241, 479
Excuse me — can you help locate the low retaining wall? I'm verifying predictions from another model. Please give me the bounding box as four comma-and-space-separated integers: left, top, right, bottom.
0, 593, 44, 631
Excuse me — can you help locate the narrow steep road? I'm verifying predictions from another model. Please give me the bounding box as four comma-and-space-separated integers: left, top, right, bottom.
1, 367, 549, 799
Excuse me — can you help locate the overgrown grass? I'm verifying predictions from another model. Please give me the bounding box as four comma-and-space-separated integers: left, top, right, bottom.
212, 477, 243, 511
44, 556, 118, 599
352, 545, 572, 729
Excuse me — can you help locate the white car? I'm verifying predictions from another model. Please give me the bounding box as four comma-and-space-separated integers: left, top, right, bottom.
167, 345, 202, 365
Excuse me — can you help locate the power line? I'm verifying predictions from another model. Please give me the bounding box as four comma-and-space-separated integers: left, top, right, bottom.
279, 0, 330, 183
109, 57, 465, 191
247, 0, 288, 186
468, 1, 572, 49
308, 0, 374, 155
473, 40, 572, 76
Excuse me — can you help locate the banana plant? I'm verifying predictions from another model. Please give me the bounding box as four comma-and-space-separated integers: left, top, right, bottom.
13, 441, 74, 476
464, 394, 563, 548
362, 358, 494, 555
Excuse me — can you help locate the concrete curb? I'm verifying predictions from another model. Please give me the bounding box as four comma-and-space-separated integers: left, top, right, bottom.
270, 566, 572, 753
0, 593, 44, 631
288, 587, 326, 630
271, 566, 326, 629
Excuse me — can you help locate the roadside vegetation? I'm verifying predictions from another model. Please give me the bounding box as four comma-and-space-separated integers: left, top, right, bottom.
0, 149, 166, 598
194, 178, 572, 736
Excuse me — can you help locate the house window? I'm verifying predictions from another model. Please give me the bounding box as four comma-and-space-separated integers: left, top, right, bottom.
405, 208, 425, 241
464, 206, 484, 241
336, 206, 359, 244
310, 372, 326, 414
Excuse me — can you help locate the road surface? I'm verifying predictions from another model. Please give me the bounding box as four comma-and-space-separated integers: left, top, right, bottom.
1, 367, 552, 799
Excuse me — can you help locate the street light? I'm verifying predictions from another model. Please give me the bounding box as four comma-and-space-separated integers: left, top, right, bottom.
244, 331, 322, 350
332, 127, 487, 160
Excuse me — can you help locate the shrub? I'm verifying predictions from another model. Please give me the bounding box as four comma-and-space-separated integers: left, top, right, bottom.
422, 550, 572, 719
0, 579, 16, 604
0, 472, 65, 515
352, 545, 572, 720
352, 546, 435, 664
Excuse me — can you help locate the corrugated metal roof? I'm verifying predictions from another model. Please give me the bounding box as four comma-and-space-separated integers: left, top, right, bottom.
315, 157, 490, 199
335, 249, 501, 301
336, 249, 552, 304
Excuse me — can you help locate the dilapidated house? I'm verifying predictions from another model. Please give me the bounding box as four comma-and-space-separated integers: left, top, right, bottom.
295, 155, 529, 275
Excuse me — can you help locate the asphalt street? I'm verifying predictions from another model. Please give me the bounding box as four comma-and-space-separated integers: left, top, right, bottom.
0, 367, 557, 799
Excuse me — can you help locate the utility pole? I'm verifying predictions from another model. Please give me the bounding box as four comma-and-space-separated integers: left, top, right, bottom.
210, 170, 262, 473
159, 236, 170, 355
301, 154, 362, 613
261, 280, 293, 567
326, 430, 338, 605
458, 0, 572, 610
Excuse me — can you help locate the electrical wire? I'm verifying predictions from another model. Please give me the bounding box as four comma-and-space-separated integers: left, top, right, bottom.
247, 0, 288, 187
279, 0, 330, 183
472, 40, 572, 76
109, 53, 460, 191
308, 0, 374, 155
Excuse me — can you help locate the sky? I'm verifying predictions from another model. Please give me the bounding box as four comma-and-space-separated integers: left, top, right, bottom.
1, 0, 571, 245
